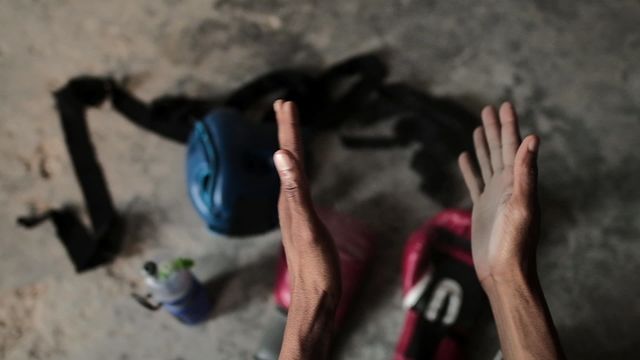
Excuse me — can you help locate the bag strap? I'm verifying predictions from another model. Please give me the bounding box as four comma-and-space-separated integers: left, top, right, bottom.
17, 56, 388, 271
18, 78, 121, 271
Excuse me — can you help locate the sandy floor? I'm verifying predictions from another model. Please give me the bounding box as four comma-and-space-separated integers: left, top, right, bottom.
1, 0, 639, 359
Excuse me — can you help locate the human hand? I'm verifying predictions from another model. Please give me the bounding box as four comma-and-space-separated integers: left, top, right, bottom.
457, 102, 540, 286
273, 100, 340, 360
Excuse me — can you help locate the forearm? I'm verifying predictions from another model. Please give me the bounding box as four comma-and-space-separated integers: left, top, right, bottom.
483, 269, 565, 360
279, 290, 336, 360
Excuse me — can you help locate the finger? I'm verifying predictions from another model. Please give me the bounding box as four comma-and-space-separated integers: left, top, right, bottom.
274, 100, 305, 168
274, 101, 292, 234
499, 102, 521, 168
513, 135, 539, 201
473, 127, 492, 182
481, 106, 503, 171
458, 152, 482, 203
274, 149, 315, 220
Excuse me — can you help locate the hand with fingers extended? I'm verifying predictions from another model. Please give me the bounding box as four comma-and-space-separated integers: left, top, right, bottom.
272, 100, 341, 360
458, 103, 564, 360
457, 102, 540, 286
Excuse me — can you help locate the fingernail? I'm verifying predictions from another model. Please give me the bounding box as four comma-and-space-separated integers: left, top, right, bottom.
528, 137, 538, 152
273, 100, 281, 112
274, 151, 293, 171
283, 101, 292, 114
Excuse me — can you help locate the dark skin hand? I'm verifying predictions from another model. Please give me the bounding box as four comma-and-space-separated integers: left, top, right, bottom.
458, 102, 565, 360
274, 100, 565, 360
273, 100, 341, 360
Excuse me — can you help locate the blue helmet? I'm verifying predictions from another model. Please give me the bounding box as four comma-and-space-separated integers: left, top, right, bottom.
186, 109, 280, 235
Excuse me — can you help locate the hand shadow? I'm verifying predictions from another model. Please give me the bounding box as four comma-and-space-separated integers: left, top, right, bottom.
330, 193, 420, 357
202, 252, 279, 320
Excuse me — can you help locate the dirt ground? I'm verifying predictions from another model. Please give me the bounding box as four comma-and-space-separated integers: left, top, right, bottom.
1, 0, 639, 359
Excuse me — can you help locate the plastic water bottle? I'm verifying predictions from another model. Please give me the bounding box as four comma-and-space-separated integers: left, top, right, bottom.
141, 260, 213, 325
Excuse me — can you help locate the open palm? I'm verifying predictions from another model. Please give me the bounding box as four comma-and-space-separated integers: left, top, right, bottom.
458, 103, 540, 284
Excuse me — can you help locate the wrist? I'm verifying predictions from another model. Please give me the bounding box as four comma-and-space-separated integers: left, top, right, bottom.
290, 266, 341, 308
290, 282, 339, 315
480, 262, 538, 296
282, 288, 337, 360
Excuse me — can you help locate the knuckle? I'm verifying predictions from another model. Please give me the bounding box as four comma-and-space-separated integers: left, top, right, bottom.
282, 177, 299, 191
282, 181, 299, 197
502, 139, 517, 149
279, 170, 301, 193
501, 115, 515, 124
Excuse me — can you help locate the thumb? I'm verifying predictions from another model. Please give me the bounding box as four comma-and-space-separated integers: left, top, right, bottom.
274, 150, 314, 216
513, 135, 539, 201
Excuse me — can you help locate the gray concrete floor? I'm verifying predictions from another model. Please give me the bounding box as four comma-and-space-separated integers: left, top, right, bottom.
1, 0, 639, 359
